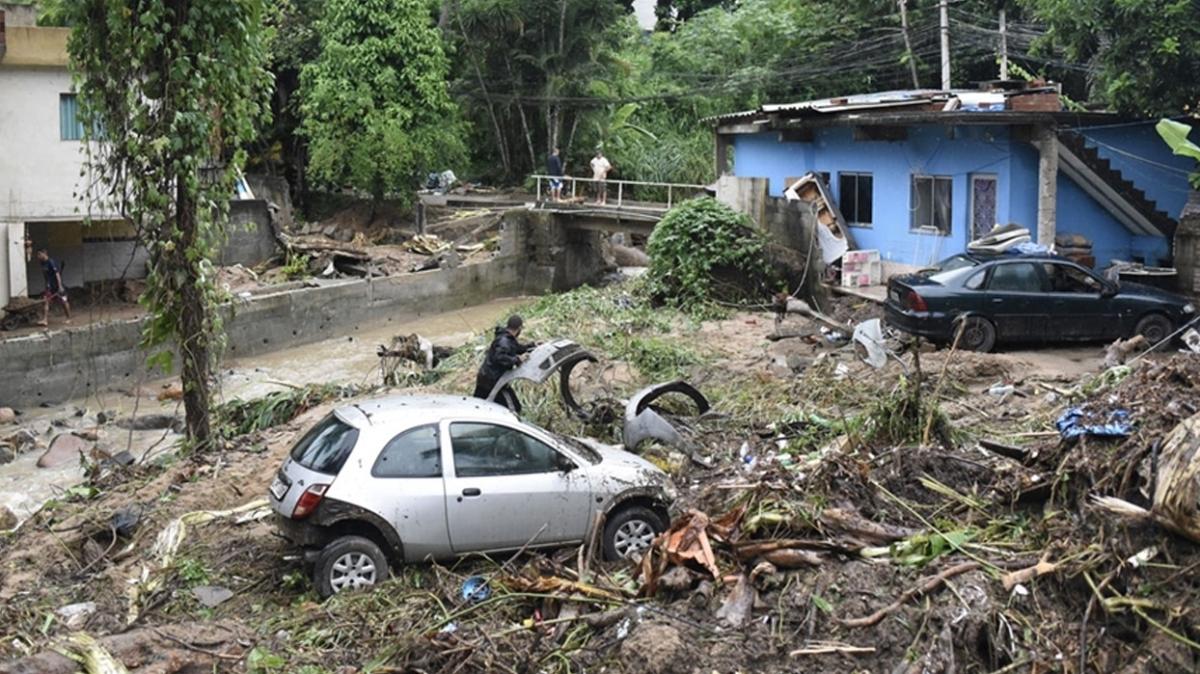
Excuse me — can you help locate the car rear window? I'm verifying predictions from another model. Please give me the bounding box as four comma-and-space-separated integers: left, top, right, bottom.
290, 414, 360, 475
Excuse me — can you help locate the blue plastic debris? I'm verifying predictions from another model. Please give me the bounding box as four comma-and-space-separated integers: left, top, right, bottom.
461, 575, 491, 604
1055, 407, 1132, 441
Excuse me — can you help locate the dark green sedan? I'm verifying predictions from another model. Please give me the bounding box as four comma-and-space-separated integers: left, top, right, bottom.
884, 254, 1196, 352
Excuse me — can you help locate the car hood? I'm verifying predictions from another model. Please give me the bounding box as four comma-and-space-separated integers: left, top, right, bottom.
1117, 281, 1189, 306
574, 437, 674, 495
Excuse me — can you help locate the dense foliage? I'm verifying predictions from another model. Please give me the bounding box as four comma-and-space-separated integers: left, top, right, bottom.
300, 0, 463, 202
66, 0, 272, 449
646, 198, 776, 306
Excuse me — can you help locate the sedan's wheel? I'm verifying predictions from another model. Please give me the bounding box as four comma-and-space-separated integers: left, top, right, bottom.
314, 536, 389, 599
957, 316, 996, 353
1134, 314, 1172, 346
603, 506, 666, 561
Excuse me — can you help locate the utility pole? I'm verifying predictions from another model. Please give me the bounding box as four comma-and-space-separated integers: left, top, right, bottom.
899, 0, 920, 89
999, 7, 1009, 80
939, 0, 950, 90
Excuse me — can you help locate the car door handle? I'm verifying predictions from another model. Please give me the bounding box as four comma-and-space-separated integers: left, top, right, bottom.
991, 298, 1004, 303
461, 488, 481, 497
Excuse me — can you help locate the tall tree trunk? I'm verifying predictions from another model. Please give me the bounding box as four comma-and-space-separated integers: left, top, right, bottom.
505, 57, 537, 171
454, 11, 510, 176
173, 183, 212, 449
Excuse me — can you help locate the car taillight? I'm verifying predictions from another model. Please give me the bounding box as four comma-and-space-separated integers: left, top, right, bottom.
292, 484, 328, 520
905, 290, 929, 312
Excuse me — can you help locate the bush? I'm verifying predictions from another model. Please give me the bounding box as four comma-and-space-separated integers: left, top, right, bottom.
646, 197, 776, 306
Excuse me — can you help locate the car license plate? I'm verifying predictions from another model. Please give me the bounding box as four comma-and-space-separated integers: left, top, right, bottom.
270, 476, 288, 501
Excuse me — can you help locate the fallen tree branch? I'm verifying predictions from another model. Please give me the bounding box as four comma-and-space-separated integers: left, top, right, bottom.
837, 562, 981, 628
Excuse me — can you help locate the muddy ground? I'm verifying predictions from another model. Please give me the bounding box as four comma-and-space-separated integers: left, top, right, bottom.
1, 282, 1198, 673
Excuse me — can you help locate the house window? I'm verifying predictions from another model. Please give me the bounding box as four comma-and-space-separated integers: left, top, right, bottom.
838, 172, 873, 226
59, 94, 85, 141
911, 175, 953, 234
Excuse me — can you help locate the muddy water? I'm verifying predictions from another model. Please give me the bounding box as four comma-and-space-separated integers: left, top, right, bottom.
0, 296, 529, 521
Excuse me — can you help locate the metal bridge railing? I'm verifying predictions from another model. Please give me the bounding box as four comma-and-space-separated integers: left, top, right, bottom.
529, 174, 708, 210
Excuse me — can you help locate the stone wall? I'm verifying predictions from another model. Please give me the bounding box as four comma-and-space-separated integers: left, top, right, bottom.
1173, 190, 1200, 295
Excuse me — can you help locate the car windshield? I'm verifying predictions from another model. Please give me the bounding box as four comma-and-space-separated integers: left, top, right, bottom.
928, 254, 979, 273
552, 432, 603, 464
290, 414, 360, 475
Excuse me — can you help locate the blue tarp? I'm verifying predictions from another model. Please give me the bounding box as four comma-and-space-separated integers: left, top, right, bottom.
1055, 407, 1132, 440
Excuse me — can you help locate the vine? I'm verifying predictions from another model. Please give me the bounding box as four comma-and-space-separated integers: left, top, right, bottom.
66, 0, 273, 449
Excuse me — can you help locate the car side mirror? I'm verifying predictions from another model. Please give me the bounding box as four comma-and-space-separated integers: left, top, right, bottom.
1101, 283, 1117, 297
556, 454, 577, 473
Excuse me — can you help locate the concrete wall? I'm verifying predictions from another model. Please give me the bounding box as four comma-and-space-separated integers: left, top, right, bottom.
0, 209, 615, 407
1081, 122, 1194, 222
0, 257, 532, 408
729, 122, 1174, 269
0, 66, 92, 222
218, 200, 278, 268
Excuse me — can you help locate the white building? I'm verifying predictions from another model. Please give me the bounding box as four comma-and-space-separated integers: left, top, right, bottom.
0, 5, 135, 310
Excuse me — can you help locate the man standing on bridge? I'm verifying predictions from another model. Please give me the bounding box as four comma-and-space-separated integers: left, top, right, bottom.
547, 147, 564, 202
590, 150, 612, 205
473, 315, 536, 412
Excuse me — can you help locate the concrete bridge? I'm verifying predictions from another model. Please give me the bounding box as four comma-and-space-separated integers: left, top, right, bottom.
527, 174, 709, 235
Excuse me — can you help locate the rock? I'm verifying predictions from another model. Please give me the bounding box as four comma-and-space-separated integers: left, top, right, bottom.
96, 410, 116, 425
192, 585, 235, 608
157, 383, 184, 401
38, 433, 90, 468
74, 428, 103, 442
0, 444, 13, 466
612, 243, 650, 267
110, 504, 145, 537
0, 506, 17, 530
0, 407, 15, 424
619, 623, 684, 674
115, 414, 180, 431
56, 602, 97, 629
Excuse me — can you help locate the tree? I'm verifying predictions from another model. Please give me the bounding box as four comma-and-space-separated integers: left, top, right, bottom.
1022, 0, 1200, 116
300, 0, 463, 204
66, 0, 272, 449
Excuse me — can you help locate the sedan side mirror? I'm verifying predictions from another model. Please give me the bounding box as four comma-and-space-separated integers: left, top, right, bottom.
556, 454, 577, 473
1101, 282, 1118, 298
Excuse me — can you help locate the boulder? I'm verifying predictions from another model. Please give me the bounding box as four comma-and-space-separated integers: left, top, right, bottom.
38, 433, 90, 468
0, 407, 15, 425
0, 506, 17, 530
115, 414, 180, 431
0, 444, 14, 466
4, 428, 39, 453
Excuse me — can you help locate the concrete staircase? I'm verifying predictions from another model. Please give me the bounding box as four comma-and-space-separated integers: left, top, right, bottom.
1057, 130, 1177, 237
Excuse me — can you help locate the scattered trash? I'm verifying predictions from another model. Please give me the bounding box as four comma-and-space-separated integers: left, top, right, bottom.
1055, 407, 1133, 440
1126, 546, 1158, 568
110, 504, 144, 538
404, 234, 451, 256
623, 381, 712, 465
987, 383, 1015, 398
852, 319, 888, 368
55, 601, 98, 629
460, 576, 491, 604
57, 632, 129, 674
714, 574, 756, 628
640, 510, 720, 596
192, 585, 235, 608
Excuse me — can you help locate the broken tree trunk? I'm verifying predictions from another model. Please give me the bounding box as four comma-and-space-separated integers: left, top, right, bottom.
1093, 410, 1200, 543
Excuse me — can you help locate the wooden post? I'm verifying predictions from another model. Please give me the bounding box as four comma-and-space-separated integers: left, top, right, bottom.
714, 133, 730, 178
1035, 125, 1058, 249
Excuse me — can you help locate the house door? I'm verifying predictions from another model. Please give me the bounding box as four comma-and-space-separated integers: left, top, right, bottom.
969, 175, 998, 240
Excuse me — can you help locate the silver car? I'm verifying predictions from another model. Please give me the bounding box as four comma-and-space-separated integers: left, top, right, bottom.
269, 394, 675, 597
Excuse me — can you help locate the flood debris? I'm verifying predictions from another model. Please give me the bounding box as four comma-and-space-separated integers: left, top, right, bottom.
377, 333, 454, 383
1056, 406, 1133, 440
622, 381, 712, 462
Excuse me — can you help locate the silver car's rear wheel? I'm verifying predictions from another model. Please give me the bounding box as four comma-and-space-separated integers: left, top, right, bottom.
330, 552, 378, 592
603, 505, 667, 561
314, 535, 390, 598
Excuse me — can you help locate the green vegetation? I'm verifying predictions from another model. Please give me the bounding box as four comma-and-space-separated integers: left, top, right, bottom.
646, 198, 777, 307
66, 0, 273, 450
216, 383, 366, 437
300, 0, 463, 204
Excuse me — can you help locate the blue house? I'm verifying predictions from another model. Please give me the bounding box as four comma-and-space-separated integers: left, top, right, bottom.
710, 87, 1195, 272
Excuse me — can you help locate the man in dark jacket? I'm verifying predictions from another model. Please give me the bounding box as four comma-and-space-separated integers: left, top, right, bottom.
473, 315, 536, 411
36, 249, 71, 327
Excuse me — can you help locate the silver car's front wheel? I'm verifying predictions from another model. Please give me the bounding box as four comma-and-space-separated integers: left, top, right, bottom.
314, 535, 390, 598
603, 505, 667, 561
613, 519, 656, 558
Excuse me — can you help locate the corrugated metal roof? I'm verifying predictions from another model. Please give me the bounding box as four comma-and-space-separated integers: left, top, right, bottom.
761, 89, 948, 114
